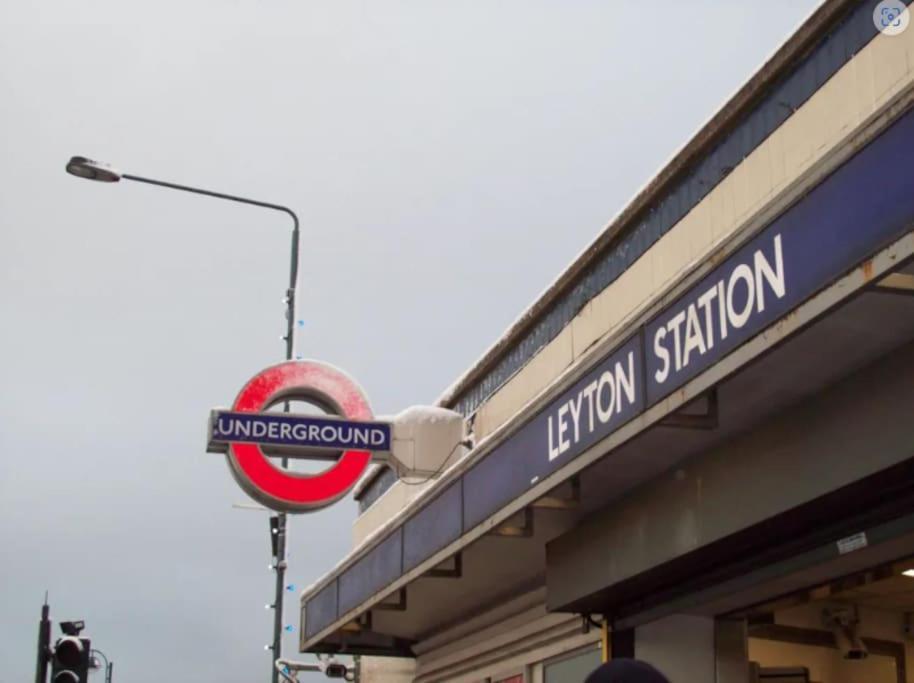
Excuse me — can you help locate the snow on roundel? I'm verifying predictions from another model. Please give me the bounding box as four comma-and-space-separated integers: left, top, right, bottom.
226, 360, 372, 512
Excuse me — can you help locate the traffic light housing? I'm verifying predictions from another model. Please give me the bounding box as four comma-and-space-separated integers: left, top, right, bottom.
51, 636, 90, 683
270, 515, 281, 558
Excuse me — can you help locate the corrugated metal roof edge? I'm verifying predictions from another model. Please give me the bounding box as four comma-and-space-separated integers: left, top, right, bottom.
435, 0, 852, 411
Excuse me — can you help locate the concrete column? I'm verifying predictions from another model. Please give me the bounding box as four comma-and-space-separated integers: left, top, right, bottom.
610, 628, 635, 659
635, 615, 715, 683
715, 619, 749, 683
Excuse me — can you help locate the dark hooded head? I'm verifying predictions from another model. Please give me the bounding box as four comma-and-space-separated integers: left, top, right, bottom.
584, 659, 671, 683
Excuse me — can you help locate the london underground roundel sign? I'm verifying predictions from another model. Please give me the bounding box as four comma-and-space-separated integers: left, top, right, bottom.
207, 361, 384, 513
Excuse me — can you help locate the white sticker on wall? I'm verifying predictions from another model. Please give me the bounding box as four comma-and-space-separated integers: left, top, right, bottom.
837, 532, 868, 555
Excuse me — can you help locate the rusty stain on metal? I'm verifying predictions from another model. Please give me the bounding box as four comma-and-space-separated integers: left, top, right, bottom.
709, 248, 727, 267
861, 259, 874, 282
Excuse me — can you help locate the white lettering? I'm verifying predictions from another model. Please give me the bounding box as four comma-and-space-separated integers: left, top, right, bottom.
615, 352, 636, 412
754, 234, 785, 313
727, 264, 755, 328
596, 371, 615, 423
546, 351, 641, 462
717, 280, 728, 341
568, 393, 583, 443
682, 304, 707, 367
654, 327, 670, 383
582, 380, 598, 433
548, 415, 560, 461
697, 286, 717, 351
557, 404, 571, 455
666, 310, 686, 371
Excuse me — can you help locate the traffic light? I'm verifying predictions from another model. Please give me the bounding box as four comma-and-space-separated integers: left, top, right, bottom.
270, 515, 281, 558
51, 635, 90, 683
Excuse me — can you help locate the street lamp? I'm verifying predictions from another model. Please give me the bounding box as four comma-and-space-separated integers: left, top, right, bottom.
66, 155, 300, 683
65, 157, 121, 183
65, 155, 300, 360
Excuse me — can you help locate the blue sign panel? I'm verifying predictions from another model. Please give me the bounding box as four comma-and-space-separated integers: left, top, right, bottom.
403, 481, 463, 572
337, 530, 403, 615
463, 334, 643, 530
304, 580, 338, 639
207, 410, 391, 453
647, 107, 914, 405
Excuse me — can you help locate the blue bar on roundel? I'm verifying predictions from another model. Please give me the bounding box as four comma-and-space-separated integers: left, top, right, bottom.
207, 410, 392, 453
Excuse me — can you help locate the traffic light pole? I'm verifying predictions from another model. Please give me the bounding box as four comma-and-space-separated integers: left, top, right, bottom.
272, 513, 288, 682
34, 597, 50, 683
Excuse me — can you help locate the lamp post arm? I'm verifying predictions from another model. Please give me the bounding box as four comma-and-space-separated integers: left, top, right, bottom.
121, 173, 300, 361
121, 173, 299, 228
90, 649, 112, 683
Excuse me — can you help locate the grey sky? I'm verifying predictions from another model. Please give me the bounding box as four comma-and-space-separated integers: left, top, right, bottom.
1, 1, 820, 681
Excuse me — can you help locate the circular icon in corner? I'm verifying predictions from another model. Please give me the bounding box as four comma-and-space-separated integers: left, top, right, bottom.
874, 0, 909, 36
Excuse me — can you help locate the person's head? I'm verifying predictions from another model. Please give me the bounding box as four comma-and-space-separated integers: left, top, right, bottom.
584, 659, 670, 683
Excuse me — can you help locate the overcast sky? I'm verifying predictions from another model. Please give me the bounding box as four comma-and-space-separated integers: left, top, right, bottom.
0, 1, 821, 681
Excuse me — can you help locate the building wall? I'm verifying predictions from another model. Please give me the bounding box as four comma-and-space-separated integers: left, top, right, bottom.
349, 13, 914, 683
470, 24, 914, 445
636, 615, 716, 683
546, 338, 914, 612
351, 22, 914, 556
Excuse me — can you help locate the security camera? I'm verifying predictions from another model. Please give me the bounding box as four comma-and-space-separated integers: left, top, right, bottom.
59, 621, 85, 637
823, 606, 868, 660
275, 657, 354, 683
318, 656, 353, 680
324, 662, 348, 679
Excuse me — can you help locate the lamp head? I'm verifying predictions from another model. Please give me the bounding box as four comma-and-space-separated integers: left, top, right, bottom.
65, 156, 121, 183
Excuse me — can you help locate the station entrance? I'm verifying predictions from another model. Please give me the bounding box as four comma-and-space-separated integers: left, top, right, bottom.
727, 553, 914, 683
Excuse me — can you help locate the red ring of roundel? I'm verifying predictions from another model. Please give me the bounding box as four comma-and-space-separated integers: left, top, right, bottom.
228, 360, 372, 510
